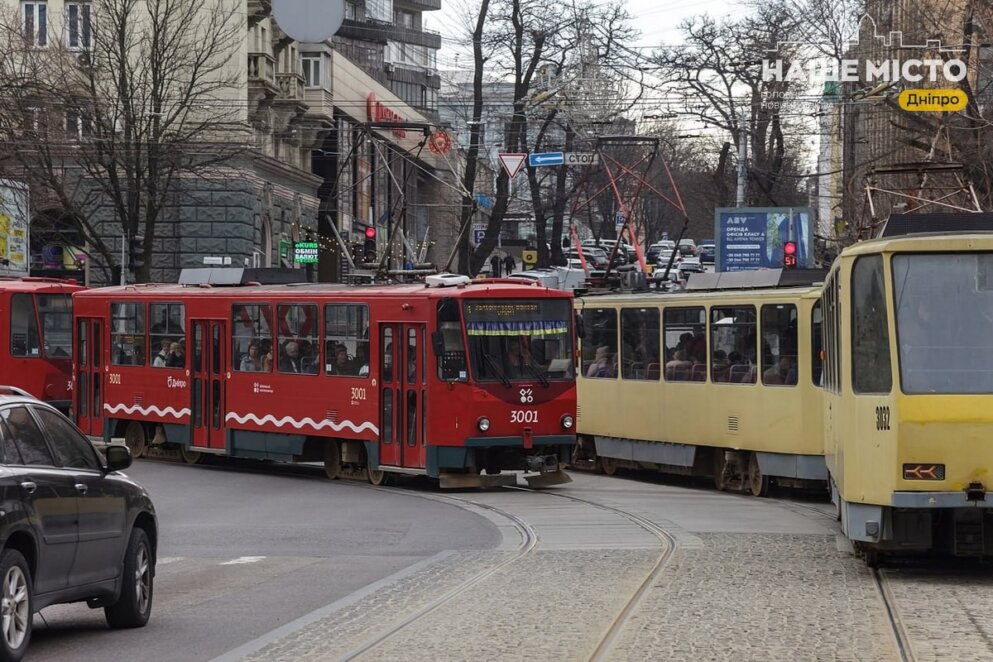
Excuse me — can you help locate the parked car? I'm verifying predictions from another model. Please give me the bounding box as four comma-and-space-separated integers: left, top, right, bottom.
698, 243, 716, 264
0, 388, 157, 661
653, 249, 680, 270
646, 241, 675, 264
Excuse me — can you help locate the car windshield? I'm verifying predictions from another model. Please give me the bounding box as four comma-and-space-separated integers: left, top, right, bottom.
463, 298, 575, 383
893, 252, 993, 393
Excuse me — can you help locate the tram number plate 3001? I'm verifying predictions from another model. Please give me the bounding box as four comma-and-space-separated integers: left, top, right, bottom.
511, 410, 539, 424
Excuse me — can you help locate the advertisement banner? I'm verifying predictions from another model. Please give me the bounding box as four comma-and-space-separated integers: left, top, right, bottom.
715, 207, 812, 272
0, 180, 29, 276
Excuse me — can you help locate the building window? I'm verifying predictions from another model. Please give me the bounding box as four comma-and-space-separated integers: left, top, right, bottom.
110, 302, 146, 366
66, 1, 91, 50
22, 2, 47, 47
302, 56, 322, 88
344, 1, 355, 20
366, 0, 392, 22
394, 9, 413, 28
65, 110, 91, 139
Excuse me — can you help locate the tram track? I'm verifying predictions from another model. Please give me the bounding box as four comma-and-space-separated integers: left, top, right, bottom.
873, 569, 915, 662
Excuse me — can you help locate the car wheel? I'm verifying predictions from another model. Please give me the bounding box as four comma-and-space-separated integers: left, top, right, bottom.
105, 527, 153, 629
0, 549, 31, 662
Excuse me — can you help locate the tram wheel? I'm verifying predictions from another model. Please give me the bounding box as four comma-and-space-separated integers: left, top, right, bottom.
179, 446, 203, 465
124, 422, 147, 459
323, 442, 341, 480
600, 455, 618, 476
713, 451, 728, 491
747, 453, 769, 497
366, 466, 386, 486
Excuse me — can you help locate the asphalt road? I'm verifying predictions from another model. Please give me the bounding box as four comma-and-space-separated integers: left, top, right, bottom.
27, 458, 500, 662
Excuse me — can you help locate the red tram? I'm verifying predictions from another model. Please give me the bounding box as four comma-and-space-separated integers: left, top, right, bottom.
0, 277, 82, 411
72, 273, 577, 487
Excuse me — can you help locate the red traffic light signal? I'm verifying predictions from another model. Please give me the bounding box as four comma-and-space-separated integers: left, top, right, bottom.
365, 226, 376, 239
783, 241, 798, 269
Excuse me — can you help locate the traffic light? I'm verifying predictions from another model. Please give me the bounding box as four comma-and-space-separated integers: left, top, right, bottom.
362, 226, 377, 262
128, 235, 145, 271
783, 240, 798, 270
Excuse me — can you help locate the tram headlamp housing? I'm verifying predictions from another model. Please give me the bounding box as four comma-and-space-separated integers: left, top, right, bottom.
561, 415, 574, 429
477, 417, 490, 432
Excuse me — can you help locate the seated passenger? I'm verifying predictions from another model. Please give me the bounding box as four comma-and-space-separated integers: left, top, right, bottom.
329, 344, 352, 376
665, 350, 692, 379
586, 345, 614, 378
153, 338, 171, 367
279, 341, 303, 373
764, 356, 792, 385
240, 341, 263, 372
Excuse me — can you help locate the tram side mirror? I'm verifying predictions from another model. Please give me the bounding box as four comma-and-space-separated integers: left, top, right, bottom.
431, 330, 445, 358
575, 312, 585, 340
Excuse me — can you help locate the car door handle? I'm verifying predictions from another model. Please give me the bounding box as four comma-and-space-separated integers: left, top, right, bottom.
19, 481, 36, 495
75, 483, 88, 495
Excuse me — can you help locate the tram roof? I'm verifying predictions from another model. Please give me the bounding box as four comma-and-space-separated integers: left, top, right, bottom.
0, 277, 84, 293
74, 278, 573, 300
840, 231, 993, 258
684, 268, 828, 291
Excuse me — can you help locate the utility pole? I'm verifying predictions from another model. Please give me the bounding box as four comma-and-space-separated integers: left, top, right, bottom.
733, 103, 747, 207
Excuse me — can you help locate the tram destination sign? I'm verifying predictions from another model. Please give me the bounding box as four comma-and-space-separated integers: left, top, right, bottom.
293, 240, 319, 264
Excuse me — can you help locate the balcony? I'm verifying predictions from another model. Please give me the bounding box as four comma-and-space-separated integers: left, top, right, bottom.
248, 52, 279, 100
336, 19, 441, 50
394, 0, 442, 11
303, 87, 334, 125
276, 72, 305, 101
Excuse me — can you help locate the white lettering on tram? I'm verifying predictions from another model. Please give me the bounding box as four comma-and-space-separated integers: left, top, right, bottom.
167, 376, 188, 389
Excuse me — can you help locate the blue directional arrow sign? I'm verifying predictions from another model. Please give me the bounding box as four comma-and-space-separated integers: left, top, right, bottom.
529, 152, 564, 167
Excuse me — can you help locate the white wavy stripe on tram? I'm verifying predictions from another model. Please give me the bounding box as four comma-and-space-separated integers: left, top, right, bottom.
224, 411, 380, 435
103, 402, 191, 418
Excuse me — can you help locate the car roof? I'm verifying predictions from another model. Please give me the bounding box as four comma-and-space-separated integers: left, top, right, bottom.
0, 387, 53, 410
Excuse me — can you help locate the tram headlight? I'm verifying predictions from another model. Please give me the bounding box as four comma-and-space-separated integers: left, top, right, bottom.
561, 415, 574, 429
477, 417, 491, 432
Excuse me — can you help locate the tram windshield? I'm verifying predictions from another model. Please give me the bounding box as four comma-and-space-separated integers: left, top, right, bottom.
893, 253, 993, 394
463, 298, 574, 384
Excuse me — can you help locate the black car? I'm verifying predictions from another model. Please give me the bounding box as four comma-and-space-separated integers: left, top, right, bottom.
0, 389, 156, 661
698, 244, 716, 264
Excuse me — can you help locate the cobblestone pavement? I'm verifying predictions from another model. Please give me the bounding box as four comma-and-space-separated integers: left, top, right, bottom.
608, 533, 897, 661
883, 566, 993, 661
222, 474, 993, 661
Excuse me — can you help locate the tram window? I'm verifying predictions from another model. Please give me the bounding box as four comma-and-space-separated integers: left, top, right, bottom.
149, 303, 185, 368
811, 302, 823, 387
851, 255, 892, 394
10, 294, 40, 358
324, 304, 369, 378
436, 299, 466, 381
37, 294, 72, 358
110, 302, 146, 366
582, 308, 617, 379
761, 304, 797, 387
663, 307, 705, 382
277, 304, 319, 375
232, 304, 273, 373
620, 308, 660, 381
710, 306, 757, 384
382, 327, 393, 383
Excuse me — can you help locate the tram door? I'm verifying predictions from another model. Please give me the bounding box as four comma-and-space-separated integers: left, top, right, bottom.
190, 320, 227, 450
378, 324, 426, 469
75, 317, 104, 438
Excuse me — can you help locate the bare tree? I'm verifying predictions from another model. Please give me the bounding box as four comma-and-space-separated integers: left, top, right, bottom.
0, 0, 245, 282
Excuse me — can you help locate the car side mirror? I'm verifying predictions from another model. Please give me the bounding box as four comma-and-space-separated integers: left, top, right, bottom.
104, 444, 132, 472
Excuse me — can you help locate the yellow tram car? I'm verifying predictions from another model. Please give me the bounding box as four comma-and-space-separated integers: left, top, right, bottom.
575, 271, 826, 496
824, 231, 993, 560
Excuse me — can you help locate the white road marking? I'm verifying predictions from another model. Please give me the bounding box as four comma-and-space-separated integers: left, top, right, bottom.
219, 556, 267, 566
158, 557, 184, 566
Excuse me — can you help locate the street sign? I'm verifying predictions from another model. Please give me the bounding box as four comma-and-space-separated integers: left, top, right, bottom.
521, 250, 538, 265
427, 130, 453, 155
529, 152, 564, 167
565, 152, 599, 166
615, 213, 626, 229
498, 153, 527, 178
473, 229, 486, 245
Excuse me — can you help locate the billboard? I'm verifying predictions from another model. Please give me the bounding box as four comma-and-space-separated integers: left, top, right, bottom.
0, 180, 29, 277
715, 207, 813, 272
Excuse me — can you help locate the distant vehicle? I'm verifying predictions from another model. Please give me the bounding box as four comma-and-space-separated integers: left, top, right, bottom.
567, 248, 608, 270
678, 256, 704, 273
698, 243, 716, 264
677, 239, 697, 256
646, 241, 676, 265
654, 249, 680, 270
0, 389, 157, 661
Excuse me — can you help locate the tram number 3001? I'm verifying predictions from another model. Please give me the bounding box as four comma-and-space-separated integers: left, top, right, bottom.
875, 406, 891, 431
511, 410, 539, 424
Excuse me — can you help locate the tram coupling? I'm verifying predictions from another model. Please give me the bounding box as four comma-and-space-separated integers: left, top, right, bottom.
522, 454, 572, 488
525, 454, 560, 474
966, 482, 987, 502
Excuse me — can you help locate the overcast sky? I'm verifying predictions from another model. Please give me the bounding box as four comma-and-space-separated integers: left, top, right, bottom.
426, 0, 739, 69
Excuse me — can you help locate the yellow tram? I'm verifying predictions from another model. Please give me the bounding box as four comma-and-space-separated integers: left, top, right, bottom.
575, 270, 826, 496
824, 231, 993, 561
